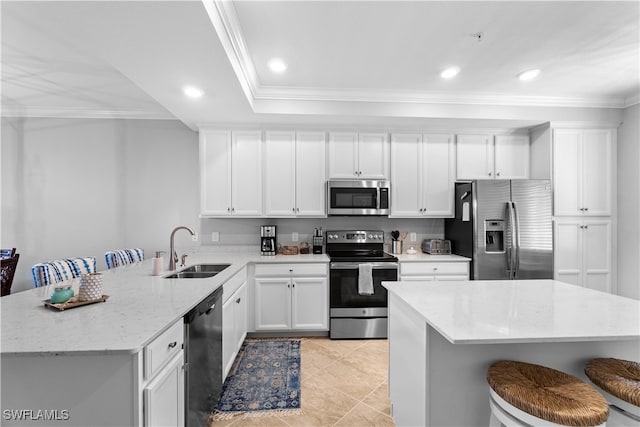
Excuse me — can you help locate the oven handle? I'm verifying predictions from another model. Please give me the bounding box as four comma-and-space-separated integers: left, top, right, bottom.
330, 262, 399, 270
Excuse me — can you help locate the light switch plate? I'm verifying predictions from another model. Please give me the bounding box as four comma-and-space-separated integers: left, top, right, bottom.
211, 232, 220, 242
292, 232, 299, 242
410, 232, 417, 242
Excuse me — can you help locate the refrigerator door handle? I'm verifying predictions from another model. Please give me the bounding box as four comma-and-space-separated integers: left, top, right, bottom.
506, 202, 517, 279
512, 201, 521, 279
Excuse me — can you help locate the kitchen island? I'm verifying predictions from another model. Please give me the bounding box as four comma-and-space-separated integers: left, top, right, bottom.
382, 279, 640, 427
0, 250, 329, 426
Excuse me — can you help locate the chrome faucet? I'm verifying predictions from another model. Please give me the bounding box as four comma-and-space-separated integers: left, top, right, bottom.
169, 226, 196, 270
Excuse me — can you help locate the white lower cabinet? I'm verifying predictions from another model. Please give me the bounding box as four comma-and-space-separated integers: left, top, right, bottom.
254, 263, 328, 331
400, 261, 470, 281
144, 351, 185, 427
554, 218, 612, 293
142, 320, 185, 427
222, 282, 247, 379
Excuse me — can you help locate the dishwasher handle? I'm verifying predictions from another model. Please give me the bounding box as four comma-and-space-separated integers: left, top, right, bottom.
184, 288, 222, 323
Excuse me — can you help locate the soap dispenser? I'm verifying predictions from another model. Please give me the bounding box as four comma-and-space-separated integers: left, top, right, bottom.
152, 251, 165, 276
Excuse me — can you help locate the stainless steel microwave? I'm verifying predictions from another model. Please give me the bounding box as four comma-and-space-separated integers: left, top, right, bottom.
327, 180, 390, 216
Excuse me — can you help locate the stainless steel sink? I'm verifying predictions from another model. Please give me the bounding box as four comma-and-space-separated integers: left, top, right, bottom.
164, 264, 230, 279
181, 264, 230, 274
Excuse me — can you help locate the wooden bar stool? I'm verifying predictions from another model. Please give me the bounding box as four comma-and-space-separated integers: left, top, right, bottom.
487, 360, 609, 426
585, 358, 640, 426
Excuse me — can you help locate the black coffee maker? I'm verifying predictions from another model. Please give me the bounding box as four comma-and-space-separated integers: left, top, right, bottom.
260, 225, 276, 256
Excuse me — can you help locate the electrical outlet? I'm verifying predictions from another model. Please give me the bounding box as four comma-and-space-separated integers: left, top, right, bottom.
410, 232, 417, 242
292, 232, 299, 242
192, 233, 198, 242
211, 232, 220, 242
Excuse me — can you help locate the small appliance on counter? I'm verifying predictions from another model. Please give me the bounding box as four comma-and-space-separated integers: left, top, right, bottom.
260, 225, 277, 256
313, 227, 324, 254
421, 239, 451, 255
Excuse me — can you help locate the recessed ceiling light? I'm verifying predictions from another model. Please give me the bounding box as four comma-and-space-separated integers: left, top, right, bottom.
517, 69, 541, 81
268, 58, 287, 73
440, 66, 460, 79
183, 86, 204, 98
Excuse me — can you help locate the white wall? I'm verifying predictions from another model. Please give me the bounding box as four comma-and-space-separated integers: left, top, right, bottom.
617, 104, 640, 300
1, 118, 200, 292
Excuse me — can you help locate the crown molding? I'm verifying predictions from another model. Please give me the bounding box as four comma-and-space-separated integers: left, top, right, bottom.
1, 106, 176, 121
205, 0, 632, 112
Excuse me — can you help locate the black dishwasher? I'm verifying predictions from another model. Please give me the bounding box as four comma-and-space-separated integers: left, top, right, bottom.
184, 287, 222, 427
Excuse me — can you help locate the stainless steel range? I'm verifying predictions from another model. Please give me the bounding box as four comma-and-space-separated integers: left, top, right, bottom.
326, 230, 398, 339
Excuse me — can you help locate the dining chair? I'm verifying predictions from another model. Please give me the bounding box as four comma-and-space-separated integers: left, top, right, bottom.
1, 248, 16, 259
105, 248, 144, 269
31, 257, 97, 287
1, 254, 20, 296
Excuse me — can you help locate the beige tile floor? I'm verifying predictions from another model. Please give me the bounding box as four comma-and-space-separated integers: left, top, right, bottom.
209, 337, 396, 427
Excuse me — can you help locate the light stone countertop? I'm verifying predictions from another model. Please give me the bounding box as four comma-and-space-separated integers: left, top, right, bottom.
383, 279, 640, 344
392, 252, 470, 262
1, 250, 330, 356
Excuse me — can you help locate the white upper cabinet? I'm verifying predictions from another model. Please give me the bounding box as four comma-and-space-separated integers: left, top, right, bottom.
390, 133, 455, 217
264, 131, 326, 217
200, 130, 263, 217
328, 132, 389, 179
456, 134, 530, 180
553, 129, 613, 216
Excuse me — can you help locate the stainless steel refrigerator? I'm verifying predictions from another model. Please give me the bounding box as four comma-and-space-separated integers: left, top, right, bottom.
444, 180, 553, 280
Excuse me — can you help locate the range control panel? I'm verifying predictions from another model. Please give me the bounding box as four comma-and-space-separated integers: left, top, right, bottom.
325, 230, 384, 243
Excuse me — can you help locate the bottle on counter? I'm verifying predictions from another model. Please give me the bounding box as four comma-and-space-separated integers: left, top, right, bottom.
152, 251, 165, 276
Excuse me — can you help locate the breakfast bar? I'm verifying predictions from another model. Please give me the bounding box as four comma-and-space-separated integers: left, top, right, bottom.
382, 279, 640, 427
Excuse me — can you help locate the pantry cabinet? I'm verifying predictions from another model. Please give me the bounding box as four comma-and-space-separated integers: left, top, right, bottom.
200, 130, 262, 217
456, 134, 529, 180
328, 132, 389, 179
390, 133, 455, 217
264, 131, 326, 217
254, 263, 328, 331
552, 129, 613, 217
554, 218, 611, 293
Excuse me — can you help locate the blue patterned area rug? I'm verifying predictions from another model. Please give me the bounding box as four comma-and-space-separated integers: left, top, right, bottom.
212, 339, 301, 418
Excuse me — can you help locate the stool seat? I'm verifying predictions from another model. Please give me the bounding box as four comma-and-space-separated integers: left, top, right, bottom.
585, 358, 640, 407
487, 360, 609, 426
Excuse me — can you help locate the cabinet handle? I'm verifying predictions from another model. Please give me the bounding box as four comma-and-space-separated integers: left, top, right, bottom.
231, 207, 235, 213
292, 283, 295, 288
488, 172, 492, 177
496, 172, 501, 177
227, 208, 231, 213
296, 208, 300, 212
168, 341, 177, 349
584, 225, 589, 229
293, 208, 296, 213
236, 298, 241, 304
288, 284, 290, 288
584, 207, 589, 211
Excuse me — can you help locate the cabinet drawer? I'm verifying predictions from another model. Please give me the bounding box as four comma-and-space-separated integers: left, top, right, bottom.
255, 263, 327, 277
401, 262, 468, 276
223, 266, 247, 302
144, 320, 184, 380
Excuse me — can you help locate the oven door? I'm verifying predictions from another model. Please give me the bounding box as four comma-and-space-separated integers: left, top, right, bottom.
329, 262, 397, 315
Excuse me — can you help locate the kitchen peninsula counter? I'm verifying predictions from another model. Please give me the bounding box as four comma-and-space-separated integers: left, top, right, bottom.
382, 279, 640, 426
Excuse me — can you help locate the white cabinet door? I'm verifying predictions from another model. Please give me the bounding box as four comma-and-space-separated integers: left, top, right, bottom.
328, 132, 358, 178
231, 131, 263, 216
494, 135, 530, 179
255, 278, 291, 330
358, 133, 389, 179
554, 219, 611, 292
456, 134, 493, 180
553, 128, 613, 217
553, 130, 582, 216
264, 131, 296, 217
423, 134, 455, 216
200, 131, 232, 216
222, 296, 236, 379
390, 133, 422, 217
234, 283, 248, 353
583, 220, 611, 293
291, 277, 328, 330
328, 132, 389, 179
143, 351, 184, 427
296, 132, 326, 216
582, 130, 612, 216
